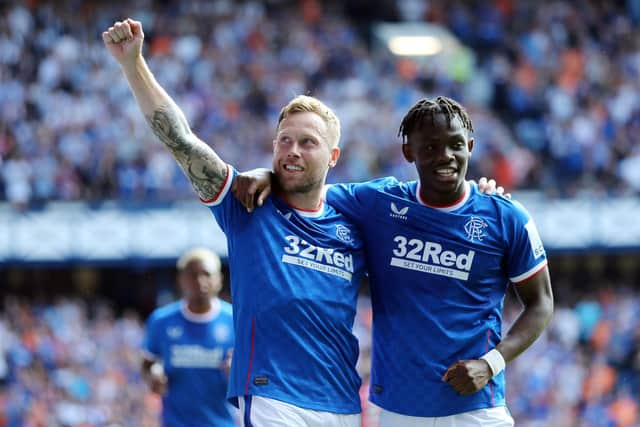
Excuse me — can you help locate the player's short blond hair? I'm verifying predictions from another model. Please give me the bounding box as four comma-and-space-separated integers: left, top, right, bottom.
176, 248, 221, 273
277, 95, 341, 148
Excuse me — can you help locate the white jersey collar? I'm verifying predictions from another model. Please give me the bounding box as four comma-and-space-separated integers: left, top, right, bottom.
281, 197, 325, 218
181, 298, 220, 323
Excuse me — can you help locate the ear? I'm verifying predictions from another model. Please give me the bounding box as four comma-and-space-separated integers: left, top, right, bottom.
467, 138, 474, 156
402, 143, 414, 163
328, 146, 341, 168
272, 139, 277, 149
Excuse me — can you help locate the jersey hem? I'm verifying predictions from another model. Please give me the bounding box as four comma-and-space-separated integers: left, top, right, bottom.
370, 396, 506, 418
230, 390, 361, 415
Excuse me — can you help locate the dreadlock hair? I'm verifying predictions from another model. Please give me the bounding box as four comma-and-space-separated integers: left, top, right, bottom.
398, 96, 474, 143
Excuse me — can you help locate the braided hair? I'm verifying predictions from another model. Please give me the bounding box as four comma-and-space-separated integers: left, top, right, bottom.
398, 96, 474, 143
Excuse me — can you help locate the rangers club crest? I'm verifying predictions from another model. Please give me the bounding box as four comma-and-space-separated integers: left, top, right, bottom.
464, 216, 488, 242
336, 224, 353, 244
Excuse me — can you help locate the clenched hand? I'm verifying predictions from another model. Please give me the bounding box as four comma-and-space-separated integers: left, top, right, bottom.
102, 18, 144, 66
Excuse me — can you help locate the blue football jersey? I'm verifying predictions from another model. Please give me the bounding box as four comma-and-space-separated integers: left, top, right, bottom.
326, 178, 548, 417
143, 299, 235, 427
203, 165, 366, 414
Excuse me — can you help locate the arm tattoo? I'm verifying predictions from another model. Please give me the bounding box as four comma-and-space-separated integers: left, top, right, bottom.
146, 104, 227, 200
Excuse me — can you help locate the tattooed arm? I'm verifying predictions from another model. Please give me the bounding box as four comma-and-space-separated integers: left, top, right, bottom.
103, 19, 227, 200
144, 104, 227, 199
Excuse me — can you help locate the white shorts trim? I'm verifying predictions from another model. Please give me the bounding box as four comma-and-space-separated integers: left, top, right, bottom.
379, 406, 514, 427
239, 396, 360, 427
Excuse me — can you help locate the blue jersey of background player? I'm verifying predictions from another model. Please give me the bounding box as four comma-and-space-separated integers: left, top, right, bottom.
142, 248, 235, 427
325, 97, 554, 426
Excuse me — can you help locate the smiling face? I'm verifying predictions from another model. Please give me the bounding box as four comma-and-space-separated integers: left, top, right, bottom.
402, 112, 474, 205
272, 111, 340, 195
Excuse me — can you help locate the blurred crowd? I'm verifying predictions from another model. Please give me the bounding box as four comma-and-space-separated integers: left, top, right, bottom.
1, 0, 640, 208
0, 297, 158, 427
1, 286, 639, 427
503, 286, 640, 427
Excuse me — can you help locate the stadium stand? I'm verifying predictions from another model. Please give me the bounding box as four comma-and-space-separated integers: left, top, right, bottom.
2, 0, 640, 207
1, 1, 639, 426
2, 272, 639, 426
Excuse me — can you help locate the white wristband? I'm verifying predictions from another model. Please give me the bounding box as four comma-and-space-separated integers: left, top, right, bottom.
480, 349, 506, 377
150, 362, 164, 377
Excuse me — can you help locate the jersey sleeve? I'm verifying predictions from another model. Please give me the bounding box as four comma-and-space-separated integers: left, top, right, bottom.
325, 180, 387, 226
142, 311, 162, 358
504, 200, 548, 284
201, 166, 246, 234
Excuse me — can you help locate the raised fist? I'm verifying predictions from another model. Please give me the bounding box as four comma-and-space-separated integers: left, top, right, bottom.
102, 18, 144, 66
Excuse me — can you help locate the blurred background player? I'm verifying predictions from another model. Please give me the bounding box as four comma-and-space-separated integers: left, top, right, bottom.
235, 96, 553, 426
142, 247, 234, 427
104, 18, 366, 427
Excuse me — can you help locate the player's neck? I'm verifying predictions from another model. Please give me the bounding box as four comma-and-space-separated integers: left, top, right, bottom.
279, 188, 324, 212
182, 298, 220, 323
418, 181, 469, 208
186, 298, 212, 314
